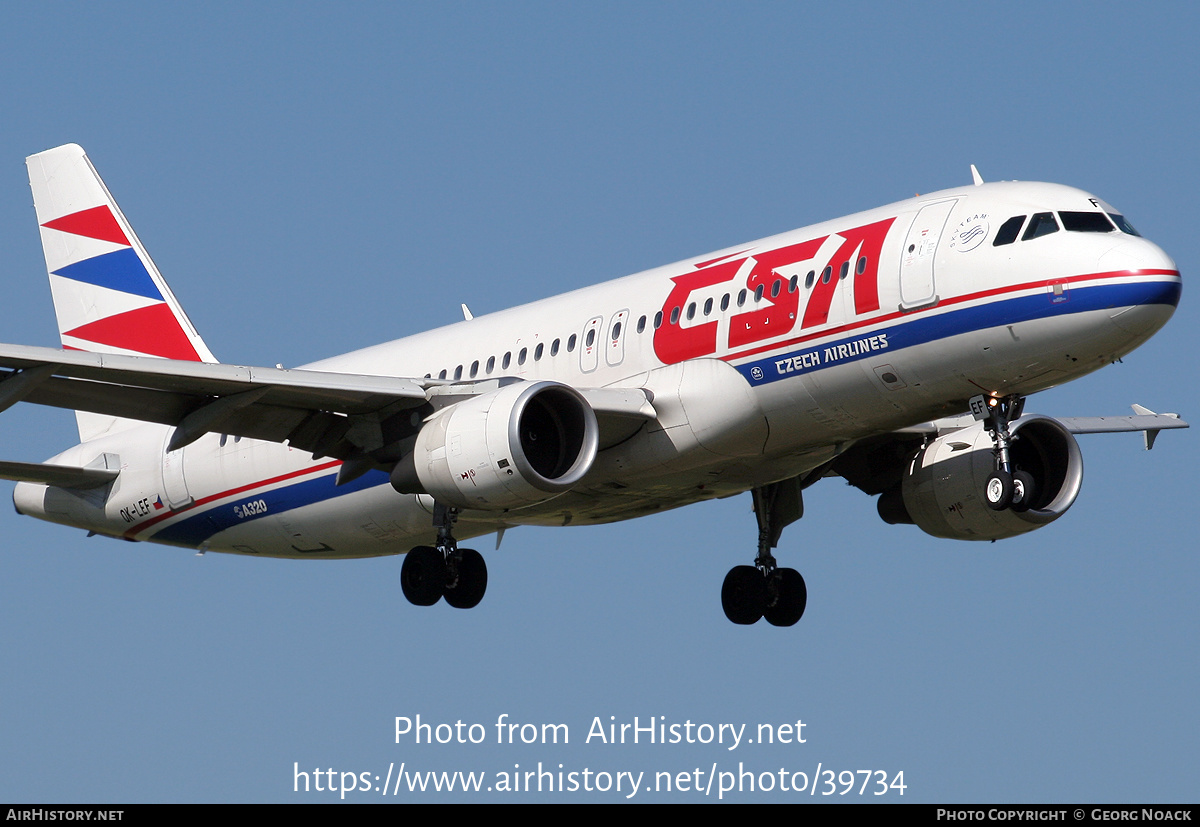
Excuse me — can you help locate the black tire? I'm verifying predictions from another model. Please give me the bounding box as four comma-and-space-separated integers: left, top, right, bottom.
721, 565, 766, 625
764, 568, 807, 627
443, 548, 488, 609
401, 546, 445, 606
984, 470, 1013, 511
1010, 470, 1037, 513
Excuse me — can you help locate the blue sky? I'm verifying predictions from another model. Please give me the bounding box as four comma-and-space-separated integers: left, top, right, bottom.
1, 2, 1196, 802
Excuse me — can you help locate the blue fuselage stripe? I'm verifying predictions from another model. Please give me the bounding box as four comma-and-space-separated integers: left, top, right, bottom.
150, 469, 391, 547
733, 279, 1180, 386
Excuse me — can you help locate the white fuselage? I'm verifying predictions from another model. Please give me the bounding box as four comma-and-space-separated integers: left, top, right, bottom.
15, 180, 1181, 557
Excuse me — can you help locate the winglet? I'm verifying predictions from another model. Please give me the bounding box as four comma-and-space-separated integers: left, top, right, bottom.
970, 165, 984, 186
461, 303, 474, 321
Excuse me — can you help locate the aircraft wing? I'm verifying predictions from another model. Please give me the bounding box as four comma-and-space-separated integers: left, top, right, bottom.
0, 343, 656, 468
891, 408, 1187, 445
1055, 406, 1187, 449
831, 406, 1189, 498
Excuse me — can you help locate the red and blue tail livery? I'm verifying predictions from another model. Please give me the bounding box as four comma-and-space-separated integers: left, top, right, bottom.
28, 144, 215, 364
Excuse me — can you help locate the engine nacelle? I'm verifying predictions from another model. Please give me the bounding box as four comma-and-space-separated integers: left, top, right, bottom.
391, 381, 599, 510
887, 415, 1084, 541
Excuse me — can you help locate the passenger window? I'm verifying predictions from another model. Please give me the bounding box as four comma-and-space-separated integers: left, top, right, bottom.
670, 306, 680, 324
653, 311, 662, 329
754, 284, 765, 301
805, 270, 815, 289
470, 360, 479, 378
438, 369, 447, 379
737, 289, 747, 307
686, 302, 696, 320
551, 339, 560, 356
771, 279, 781, 298
839, 261, 849, 280
454, 365, 463, 380
502, 352, 511, 369
518, 348, 527, 366
703, 297, 713, 316
636, 316, 646, 334
720, 293, 730, 311
567, 334, 577, 352
611, 322, 621, 340
586, 329, 596, 347
856, 256, 867, 275
1060, 211, 1115, 233
534, 343, 544, 361
486, 356, 495, 374
821, 266, 832, 284
789, 274, 798, 292
1022, 212, 1059, 241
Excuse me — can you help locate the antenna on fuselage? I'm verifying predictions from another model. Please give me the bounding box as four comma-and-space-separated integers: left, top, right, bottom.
970, 165, 984, 186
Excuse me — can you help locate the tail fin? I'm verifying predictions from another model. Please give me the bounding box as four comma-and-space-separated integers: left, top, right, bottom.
27, 143, 218, 440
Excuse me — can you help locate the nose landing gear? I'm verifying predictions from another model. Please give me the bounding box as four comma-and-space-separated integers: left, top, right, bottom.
971, 393, 1036, 512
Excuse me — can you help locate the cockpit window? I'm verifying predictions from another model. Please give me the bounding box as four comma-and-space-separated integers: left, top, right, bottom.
1060, 211, 1115, 233
1108, 213, 1141, 237
1021, 212, 1059, 241
993, 215, 1026, 246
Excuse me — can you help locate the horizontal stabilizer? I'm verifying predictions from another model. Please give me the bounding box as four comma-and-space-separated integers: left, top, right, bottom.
0, 459, 118, 489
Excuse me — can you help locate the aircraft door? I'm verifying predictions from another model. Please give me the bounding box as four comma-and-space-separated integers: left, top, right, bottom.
161, 434, 194, 509
580, 316, 603, 373
605, 309, 629, 367
898, 199, 957, 310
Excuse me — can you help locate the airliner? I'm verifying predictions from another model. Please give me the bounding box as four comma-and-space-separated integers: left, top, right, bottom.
0, 144, 1185, 626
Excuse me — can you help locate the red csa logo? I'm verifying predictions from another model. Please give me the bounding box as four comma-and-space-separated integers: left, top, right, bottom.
652, 218, 895, 363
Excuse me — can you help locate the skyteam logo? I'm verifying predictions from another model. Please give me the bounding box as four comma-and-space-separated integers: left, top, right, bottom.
949, 213, 990, 252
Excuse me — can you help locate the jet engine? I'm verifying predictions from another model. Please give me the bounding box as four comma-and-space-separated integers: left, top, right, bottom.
391, 381, 599, 510
880, 415, 1083, 541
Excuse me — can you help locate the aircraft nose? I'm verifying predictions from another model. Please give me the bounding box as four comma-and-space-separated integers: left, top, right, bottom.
1100, 237, 1178, 277
1099, 237, 1181, 306
1098, 237, 1182, 337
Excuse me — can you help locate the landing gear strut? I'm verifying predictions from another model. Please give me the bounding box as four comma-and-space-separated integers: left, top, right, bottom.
721, 479, 808, 627
400, 502, 488, 609
970, 393, 1036, 512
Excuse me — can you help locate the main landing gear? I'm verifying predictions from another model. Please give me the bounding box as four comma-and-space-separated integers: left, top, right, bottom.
400, 503, 488, 609
970, 393, 1036, 512
721, 480, 808, 627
